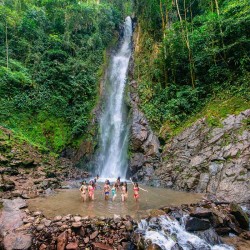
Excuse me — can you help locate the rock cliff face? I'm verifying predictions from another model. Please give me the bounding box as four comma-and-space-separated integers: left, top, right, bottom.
154, 109, 250, 203
127, 80, 161, 181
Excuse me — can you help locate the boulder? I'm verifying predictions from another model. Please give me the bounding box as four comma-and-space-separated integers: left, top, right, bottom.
195, 228, 222, 245
4, 233, 32, 250
230, 203, 249, 230
185, 217, 211, 231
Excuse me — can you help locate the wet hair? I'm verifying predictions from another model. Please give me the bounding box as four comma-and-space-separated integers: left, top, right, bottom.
82, 180, 86, 185
135, 182, 139, 187
124, 181, 128, 192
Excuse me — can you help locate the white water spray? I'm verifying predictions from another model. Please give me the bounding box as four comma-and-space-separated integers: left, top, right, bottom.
138, 216, 234, 250
97, 17, 132, 179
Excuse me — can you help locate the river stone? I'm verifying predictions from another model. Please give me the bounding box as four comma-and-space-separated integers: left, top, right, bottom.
147, 243, 161, 250
190, 207, 212, 218
33, 211, 42, 216
84, 237, 89, 244
54, 215, 62, 222
149, 209, 166, 217
72, 222, 82, 228
124, 221, 133, 231
93, 242, 113, 250
74, 216, 81, 222
36, 224, 44, 231
230, 203, 249, 229
114, 214, 121, 222
57, 231, 68, 250
66, 242, 78, 250
39, 244, 47, 250
185, 217, 211, 231
90, 230, 99, 239
4, 233, 32, 250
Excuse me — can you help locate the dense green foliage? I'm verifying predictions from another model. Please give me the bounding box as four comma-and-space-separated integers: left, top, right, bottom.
0, 0, 129, 151
134, 0, 250, 137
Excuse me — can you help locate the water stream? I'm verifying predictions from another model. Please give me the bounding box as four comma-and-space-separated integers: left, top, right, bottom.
138, 216, 234, 250
97, 16, 132, 178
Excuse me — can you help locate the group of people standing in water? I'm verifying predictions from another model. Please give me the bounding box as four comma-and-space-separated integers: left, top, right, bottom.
79, 175, 142, 203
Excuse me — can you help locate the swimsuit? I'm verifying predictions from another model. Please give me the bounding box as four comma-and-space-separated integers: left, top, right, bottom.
111, 188, 116, 196
88, 186, 94, 197
105, 191, 109, 195
133, 187, 139, 199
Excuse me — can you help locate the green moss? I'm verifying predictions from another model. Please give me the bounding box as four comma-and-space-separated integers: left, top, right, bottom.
165, 93, 250, 139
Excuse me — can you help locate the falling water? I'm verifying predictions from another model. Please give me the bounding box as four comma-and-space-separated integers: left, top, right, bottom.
97, 16, 132, 179
138, 216, 234, 250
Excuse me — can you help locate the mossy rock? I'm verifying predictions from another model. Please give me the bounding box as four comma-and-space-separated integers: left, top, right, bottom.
230, 203, 249, 230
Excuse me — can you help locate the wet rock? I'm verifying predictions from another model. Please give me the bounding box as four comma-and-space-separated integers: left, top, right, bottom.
147, 243, 161, 250
230, 203, 249, 230
57, 231, 68, 250
185, 217, 211, 231
149, 209, 166, 217
240, 231, 250, 240
190, 207, 212, 218
215, 227, 231, 235
195, 228, 222, 245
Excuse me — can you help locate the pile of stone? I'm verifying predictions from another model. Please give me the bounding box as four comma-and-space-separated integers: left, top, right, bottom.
29, 212, 135, 250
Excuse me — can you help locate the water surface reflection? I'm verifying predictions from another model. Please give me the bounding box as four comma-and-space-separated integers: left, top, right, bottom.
28, 184, 202, 219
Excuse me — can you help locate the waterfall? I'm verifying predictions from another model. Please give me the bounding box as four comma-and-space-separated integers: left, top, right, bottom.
97, 16, 132, 179
138, 216, 234, 250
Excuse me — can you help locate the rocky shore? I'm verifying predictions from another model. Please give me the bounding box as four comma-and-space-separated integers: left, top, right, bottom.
0, 126, 89, 200
0, 195, 249, 249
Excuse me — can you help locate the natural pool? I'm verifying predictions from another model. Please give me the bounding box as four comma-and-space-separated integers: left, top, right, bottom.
28, 184, 202, 219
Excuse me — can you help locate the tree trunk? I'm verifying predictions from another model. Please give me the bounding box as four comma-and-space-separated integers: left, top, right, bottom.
5, 21, 8, 69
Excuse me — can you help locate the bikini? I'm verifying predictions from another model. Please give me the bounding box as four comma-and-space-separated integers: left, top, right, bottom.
88, 185, 94, 197
133, 187, 139, 199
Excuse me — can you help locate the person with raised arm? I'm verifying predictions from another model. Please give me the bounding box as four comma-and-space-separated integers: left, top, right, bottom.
130, 178, 148, 202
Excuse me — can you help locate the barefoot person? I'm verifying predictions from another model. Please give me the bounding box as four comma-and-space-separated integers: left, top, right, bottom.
121, 182, 126, 202
79, 180, 88, 202
111, 183, 117, 201
133, 182, 140, 202
103, 180, 111, 200
124, 181, 128, 201
88, 180, 95, 201
130, 178, 148, 202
